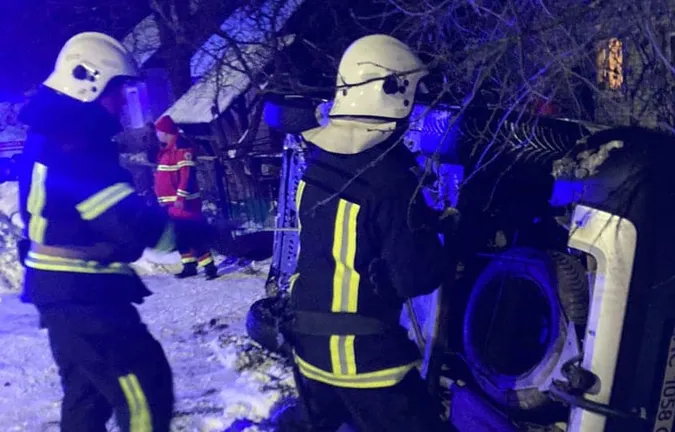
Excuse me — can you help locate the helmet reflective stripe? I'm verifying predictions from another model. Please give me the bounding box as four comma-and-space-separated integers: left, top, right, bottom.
330, 34, 428, 120
43, 32, 140, 103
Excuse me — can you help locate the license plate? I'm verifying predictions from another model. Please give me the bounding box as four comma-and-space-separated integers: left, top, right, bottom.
654, 326, 675, 432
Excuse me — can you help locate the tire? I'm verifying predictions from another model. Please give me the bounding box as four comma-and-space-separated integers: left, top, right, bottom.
263, 95, 320, 134
463, 247, 589, 410
246, 296, 291, 355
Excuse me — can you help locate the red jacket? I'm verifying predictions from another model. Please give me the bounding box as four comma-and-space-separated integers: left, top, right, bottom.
154, 136, 202, 220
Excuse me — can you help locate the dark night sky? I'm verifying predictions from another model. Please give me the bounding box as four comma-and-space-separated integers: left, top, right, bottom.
0, 0, 394, 100
0, 0, 150, 99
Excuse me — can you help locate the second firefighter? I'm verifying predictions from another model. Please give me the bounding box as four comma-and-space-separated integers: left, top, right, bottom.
287, 34, 448, 431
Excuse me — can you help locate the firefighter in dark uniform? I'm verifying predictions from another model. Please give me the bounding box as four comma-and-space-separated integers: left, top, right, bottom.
17, 32, 198, 432
288, 34, 447, 431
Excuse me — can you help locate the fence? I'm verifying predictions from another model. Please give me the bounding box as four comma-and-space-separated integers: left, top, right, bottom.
120, 146, 281, 247
217, 155, 279, 232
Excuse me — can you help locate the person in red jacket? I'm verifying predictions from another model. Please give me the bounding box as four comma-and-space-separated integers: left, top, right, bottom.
154, 115, 218, 280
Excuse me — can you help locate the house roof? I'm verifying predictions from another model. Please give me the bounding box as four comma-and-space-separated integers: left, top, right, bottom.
163, 0, 304, 124
164, 35, 296, 124
122, 0, 225, 71
122, 14, 162, 67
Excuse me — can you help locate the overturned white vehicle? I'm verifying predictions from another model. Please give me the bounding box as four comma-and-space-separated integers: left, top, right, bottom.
251, 97, 673, 432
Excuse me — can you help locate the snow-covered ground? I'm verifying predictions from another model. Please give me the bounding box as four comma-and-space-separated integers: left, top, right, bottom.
0, 182, 24, 293
0, 262, 300, 432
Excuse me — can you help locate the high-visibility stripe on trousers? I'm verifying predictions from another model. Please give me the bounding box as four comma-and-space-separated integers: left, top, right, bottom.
180, 251, 214, 267
45, 316, 174, 432
119, 374, 152, 431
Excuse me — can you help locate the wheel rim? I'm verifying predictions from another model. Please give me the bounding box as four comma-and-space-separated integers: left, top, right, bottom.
470, 274, 553, 377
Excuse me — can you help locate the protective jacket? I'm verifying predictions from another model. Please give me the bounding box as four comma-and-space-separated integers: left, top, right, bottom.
17, 89, 176, 315
154, 136, 202, 220
289, 137, 445, 389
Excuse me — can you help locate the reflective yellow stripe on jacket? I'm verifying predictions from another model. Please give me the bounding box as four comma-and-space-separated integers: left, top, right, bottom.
156, 160, 196, 171
157, 192, 199, 204
24, 252, 134, 275
76, 183, 134, 221
157, 196, 177, 204
295, 354, 420, 389
176, 189, 200, 200
329, 198, 360, 376
26, 163, 48, 244
294, 196, 419, 388
24, 173, 137, 276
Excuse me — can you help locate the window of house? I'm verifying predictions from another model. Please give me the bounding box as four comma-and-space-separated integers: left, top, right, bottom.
596, 38, 623, 90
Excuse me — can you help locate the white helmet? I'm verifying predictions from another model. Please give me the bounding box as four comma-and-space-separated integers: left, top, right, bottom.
301, 35, 427, 154
43, 32, 140, 103
330, 34, 428, 120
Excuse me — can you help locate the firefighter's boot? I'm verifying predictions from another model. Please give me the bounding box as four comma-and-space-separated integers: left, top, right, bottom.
175, 262, 198, 279
204, 262, 219, 281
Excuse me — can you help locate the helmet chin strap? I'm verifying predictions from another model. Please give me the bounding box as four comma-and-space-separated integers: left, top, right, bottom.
330, 115, 411, 128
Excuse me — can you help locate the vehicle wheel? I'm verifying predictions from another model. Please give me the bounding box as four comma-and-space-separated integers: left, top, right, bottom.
246, 296, 291, 355
463, 247, 589, 410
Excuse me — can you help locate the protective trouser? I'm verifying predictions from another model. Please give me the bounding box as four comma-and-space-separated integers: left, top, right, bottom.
285, 311, 446, 432
46, 318, 174, 432
302, 368, 445, 432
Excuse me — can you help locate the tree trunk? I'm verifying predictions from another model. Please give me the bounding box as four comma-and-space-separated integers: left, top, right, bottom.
150, 0, 193, 98
209, 120, 233, 220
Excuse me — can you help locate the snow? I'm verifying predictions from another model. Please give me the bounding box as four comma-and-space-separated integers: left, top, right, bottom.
165, 0, 303, 124
164, 35, 295, 124
123, 15, 162, 67
0, 221, 23, 293
0, 182, 22, 228
0, 102, 27, 144
190, 0, 304, 78
0, 262, 299, 431
0, 182, 23, 293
